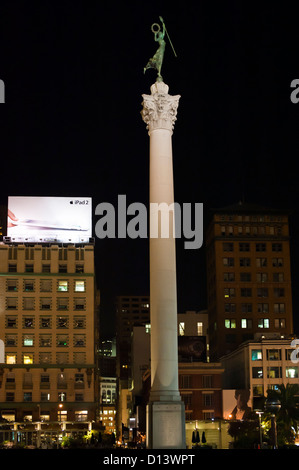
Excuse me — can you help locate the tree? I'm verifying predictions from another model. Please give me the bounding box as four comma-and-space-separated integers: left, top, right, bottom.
264, 384, 299, 446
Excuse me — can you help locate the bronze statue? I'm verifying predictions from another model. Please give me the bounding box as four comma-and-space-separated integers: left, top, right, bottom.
144, 16, 177, 82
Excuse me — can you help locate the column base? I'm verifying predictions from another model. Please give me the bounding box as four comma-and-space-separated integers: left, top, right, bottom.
146, 401, 186, 449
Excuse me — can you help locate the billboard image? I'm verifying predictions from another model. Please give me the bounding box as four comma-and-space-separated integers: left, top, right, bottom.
222, 389, 252, 420
7, 196, 92, 244
178, 336, 207, 362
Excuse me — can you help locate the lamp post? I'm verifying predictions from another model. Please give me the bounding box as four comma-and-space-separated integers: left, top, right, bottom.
255, 410, 264, 448
265, 397, 281, 449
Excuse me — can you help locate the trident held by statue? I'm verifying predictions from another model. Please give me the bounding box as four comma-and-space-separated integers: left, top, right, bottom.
144, 16, 177, 82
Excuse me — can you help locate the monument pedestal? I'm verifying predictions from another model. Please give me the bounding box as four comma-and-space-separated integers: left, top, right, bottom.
146, 401, 186, 449
141, 81, 185, 449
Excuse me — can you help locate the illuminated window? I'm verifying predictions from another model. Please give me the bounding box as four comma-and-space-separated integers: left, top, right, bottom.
258, 318, 270, 329
75, 281, 85, 292
251, 349, 262, 361
58, 280, 68, 292
6, 354, 16, 364
225, 319, 236, 329
23, 354, 33, 365
224, 288, 235, 298
197, 322, 203, 335
23, 335, 34, 347
241, 319, 252, 329
179, 322, 185, 336
286, 367, 298, 378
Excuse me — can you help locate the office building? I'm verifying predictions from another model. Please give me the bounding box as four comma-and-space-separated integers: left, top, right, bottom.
0, 242, 99, 446
206, 202, 294, 360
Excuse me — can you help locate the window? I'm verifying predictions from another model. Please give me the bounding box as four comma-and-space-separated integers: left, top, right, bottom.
23, 335, 34, 347
76, 264, 84, 273
202, 375, 212, 388
6, 298, 17, 310
251, 349, 262, 361
256, 243, 266, 252
274, 318, 286, 329
24, 280, 34, 292
25, 264, 34, 272
267, 349, 281, 361
75, 280, 85, 292
58, 392, 67, 402
8, 263, 17, 272
223, 242, 234, 252
7, 280, 17, 292
252, 367, 263, 378
6, 354, 17, 364
6, 316, 17, 328
23, 354, 33, 364
273, 273, 284, 282
57, 335, 68, 347
75, 411, 88, 422
57, 298, 68, 310
39, 352, 52, 364
23, 297, 34, 310
256, 273, 268, 282
74, 317, 85, 329
6, 393, 15, 402
256, 258, 267, 268
5, 335, 17, 347
239, 243, 250, 252
224, 288, 235, 298
178, 322, 185, 336
223, 257, 234, 266
42, 264, 51, 273
267, 367, 282, 379
241, 288, 252, 297
241, 318, 252, 329
272, 258, 283, 267
58, 264, 67, 273
74, 298, 85, 310
258, 319, 270, 329
197, 322, 203, 335
39, 335, 51, 347
258, 303, 269, 313
40, 298, 51, 310
58, 280, 68, 292
23, 317, 34, 328
225, 303, 236, 313
274, 288, 285, 297
57, 316, 68, 329
241, 303, 252, 313
180, 375, 191, 388
272, 243, 282, 252
40, 316, 51, 328
40, 280, 52, 292
224, 272, 235, 281
41, 393, 50, 402
257, 288, 268, 297
240, 272, 251, 282
240, 258, 251, 267
58, 410, 67, 421
203, 393, 213, 406
74, 335, 85, 347
203, 411, 214, 420
225, 319, 236, 329
286, 367, 298, 378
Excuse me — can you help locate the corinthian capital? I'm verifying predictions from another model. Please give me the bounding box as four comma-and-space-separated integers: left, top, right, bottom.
141, 82, 180, 134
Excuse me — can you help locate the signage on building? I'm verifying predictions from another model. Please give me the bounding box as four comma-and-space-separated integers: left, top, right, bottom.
178, 336, 206, 362
7, 196, 92, 243
222, 389, 252, 420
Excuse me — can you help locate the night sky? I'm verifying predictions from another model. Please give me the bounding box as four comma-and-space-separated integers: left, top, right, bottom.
1, 1, 299, 338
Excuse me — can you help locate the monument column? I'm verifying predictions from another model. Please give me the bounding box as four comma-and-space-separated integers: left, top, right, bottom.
141, 80, 185, 449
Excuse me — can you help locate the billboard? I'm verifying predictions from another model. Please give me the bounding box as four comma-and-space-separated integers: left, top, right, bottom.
178, 336, 207, 362
222, 389, 252, 420
7, 196, 92, 244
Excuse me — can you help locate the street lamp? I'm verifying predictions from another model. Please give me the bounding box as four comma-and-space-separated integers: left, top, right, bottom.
264, 397, 281, 449
255, 410, 264, 448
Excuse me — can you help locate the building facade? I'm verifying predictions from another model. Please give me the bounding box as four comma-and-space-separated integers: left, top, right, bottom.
206, 202, 294, 360
0, 242, 99, 446
221, 335, 298, 410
